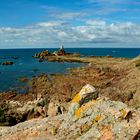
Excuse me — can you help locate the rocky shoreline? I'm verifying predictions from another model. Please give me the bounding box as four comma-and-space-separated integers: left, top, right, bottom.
0, 50, 140, 139
0, 84, 140, 139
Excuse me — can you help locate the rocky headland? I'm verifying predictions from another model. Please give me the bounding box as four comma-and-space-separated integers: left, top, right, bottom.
0, 50, 140, 139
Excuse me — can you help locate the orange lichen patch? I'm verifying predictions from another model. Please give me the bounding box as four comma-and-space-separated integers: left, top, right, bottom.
72, 93, 81, 103
100, 126, 114, 140
75, 100, 96, 118
75, 107, 82, 118
95, 115, 101, 122
93, 115, 101, 125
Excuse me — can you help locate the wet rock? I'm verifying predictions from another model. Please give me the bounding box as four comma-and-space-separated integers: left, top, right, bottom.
33, 69, 39, 72
18, 77, 29, 83
38, 59, 43, 62
2, 61, 13, 65
34, 50, 51, 59
11, 56, 18, 60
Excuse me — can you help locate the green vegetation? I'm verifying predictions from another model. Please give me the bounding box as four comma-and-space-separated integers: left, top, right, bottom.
136, 62, 140, 67
0, 107, 6, 125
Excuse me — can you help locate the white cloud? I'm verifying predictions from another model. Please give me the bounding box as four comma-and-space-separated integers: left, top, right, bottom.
0, 20, 140, 48
86, 20, 106, 26
49, 12, 88, 20
37, 21, 68, 27
41, 5, 88, 20
86, 0, 121, 4
82, 0, 134, 16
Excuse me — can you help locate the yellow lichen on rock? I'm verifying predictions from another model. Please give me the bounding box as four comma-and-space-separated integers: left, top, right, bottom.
120, 108, 130, 118
95, 115, 101, 122
75, 107, 82, 118
72, 93, 81, 103
75, 100, 96, 118
121, 109, 127, 118
72, 84, 96, 104
93, 115, 101, 125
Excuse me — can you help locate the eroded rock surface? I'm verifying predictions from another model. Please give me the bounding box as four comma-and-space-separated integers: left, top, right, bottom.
0, 85, 139, 140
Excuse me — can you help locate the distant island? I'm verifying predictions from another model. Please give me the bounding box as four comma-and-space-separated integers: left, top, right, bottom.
33, 45, 82, 63
33, 45, 113, 63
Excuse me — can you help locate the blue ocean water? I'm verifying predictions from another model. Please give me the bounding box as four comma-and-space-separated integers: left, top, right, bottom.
0, 48, 140, 92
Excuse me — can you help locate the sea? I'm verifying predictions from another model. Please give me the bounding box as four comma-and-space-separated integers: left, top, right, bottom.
0, 48, 140, 92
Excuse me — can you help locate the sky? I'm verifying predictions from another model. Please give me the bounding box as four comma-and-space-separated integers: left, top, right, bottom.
0, 0, 140, 48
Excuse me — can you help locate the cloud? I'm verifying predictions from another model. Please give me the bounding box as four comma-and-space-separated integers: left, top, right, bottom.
86, 20, 106, 26
49, 12, 88, 20
37, 21, 69, 27
40, 5, 88, 20
82, 0, 137, 16
87, 0, 121, 4
0, 20, 140, 48
85, 0, 127, 6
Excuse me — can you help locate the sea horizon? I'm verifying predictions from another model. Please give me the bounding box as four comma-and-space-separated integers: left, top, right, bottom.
1, 47, 140, 50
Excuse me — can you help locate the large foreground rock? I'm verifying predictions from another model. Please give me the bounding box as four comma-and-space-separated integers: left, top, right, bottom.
0, 85, 139, 140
